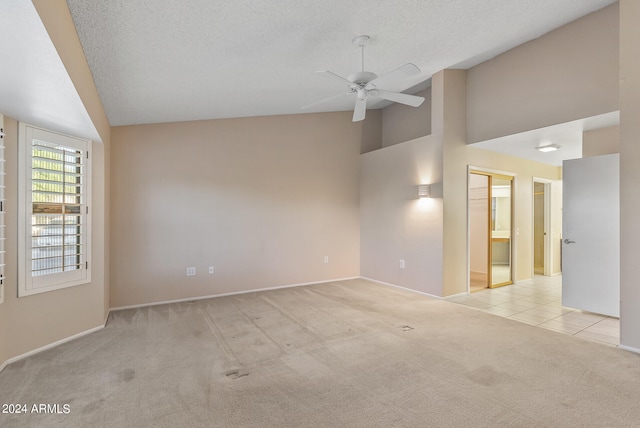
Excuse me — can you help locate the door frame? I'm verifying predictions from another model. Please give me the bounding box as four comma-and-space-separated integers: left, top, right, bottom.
532, 177, 552, 277
467, 166, 517, 293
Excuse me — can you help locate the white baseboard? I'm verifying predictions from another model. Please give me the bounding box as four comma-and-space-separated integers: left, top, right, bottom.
0, 323, 106, 373
110, 276, 360, 312
360, 276, 443, 300
618, 344, 640, 354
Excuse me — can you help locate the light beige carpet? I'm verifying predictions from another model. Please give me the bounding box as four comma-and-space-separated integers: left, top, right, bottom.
1, 278, 639, 427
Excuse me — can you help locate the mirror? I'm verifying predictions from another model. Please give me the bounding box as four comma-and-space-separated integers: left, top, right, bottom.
491, 177, 512, 287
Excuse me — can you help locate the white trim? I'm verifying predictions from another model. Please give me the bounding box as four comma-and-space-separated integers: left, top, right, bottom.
0, 324, 105, 373
618, 344, 640, 354
18, 122, 92, 297
360, 276, 443, 300
110, 276, 360, 311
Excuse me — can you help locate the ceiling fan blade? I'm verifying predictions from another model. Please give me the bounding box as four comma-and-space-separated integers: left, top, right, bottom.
315, 70, 354, 88
366, 63, 421, 89
369, 89, 425, 107
301, 91, 353, 110
352, 96, 367, 122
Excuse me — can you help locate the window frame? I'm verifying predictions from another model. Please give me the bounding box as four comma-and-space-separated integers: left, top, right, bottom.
18, 123, 91, 297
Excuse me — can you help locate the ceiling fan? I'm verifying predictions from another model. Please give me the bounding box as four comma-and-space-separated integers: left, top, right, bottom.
302, 35, 425, 122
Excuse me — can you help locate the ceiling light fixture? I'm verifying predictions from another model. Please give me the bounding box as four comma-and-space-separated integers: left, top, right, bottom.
535, 143, 561, 153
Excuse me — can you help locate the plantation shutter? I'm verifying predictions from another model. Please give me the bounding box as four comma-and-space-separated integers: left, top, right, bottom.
18, 123, 91, 296
31, 140, 85, 276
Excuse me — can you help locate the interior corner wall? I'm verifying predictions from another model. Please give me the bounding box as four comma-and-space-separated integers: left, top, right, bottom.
381, 88, 432, 148
360, 110, 383, 154
359, 135, 444, 296
466, 2, 619, 143
110, 112, 361, 308
583, 125, 620, 157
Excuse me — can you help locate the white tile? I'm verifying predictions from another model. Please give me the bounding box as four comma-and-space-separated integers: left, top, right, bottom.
509, 299, 540, 308
553, 313, 602, 328
483, 306, 520, 317
495, 302, 534, 313
473, 295, 512, 305
583, 320, 620, 336
457, 300, 493, 310
574, 329, 619, 346
538, 319, 584, 335
520, 307, 563, 320
507, 312, 551, 325
537, 305, 574, 316
566, 311, 607, 323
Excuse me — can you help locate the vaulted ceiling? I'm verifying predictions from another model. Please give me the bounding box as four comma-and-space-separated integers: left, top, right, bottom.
65, 0, 616, 127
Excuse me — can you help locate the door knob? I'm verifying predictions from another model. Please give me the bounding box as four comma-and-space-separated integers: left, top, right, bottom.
563, 238, 576, 244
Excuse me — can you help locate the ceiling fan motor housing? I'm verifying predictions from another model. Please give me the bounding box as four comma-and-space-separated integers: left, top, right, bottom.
348, 71, 377, 86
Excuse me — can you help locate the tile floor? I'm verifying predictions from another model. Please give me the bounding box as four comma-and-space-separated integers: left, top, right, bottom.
446, 275, 620, 347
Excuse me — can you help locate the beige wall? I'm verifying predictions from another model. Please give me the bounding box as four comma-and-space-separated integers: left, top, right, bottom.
619, 0, 640, 351
110, 112, 362, 308
583, 125, 620, 157
360, 135, 444, 296
381, 88, 432, 148
0, 0, 109, 366
359, 110, 383, 154
467, 3, 619, 144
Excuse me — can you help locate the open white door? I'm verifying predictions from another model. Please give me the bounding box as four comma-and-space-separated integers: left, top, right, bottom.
562, 154, 619, 317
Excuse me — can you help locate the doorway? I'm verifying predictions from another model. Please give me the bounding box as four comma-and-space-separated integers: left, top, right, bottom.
469, 170, 514, 292
533, 181, 546, 275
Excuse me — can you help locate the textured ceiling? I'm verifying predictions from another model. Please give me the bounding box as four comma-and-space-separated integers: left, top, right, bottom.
66, 0, 616, 127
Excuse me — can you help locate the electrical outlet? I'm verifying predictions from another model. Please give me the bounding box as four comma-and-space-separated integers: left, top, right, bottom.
186, 267, 196, 276
399, 260, 405, 269
208, 266, 215, 274
323, 256, 329, 264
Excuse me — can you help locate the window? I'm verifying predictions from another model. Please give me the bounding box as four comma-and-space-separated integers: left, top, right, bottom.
18, 123, 91, 296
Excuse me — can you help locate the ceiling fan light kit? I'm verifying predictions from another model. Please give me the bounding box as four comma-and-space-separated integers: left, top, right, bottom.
302, 35, 425, 122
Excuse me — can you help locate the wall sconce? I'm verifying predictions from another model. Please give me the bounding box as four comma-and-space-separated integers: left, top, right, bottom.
418, 184, 431, 198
